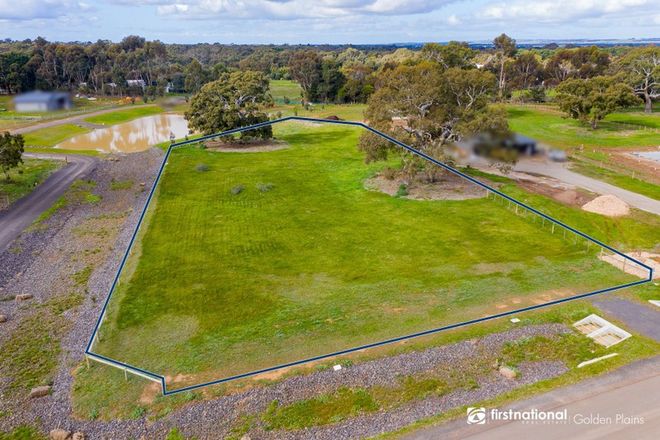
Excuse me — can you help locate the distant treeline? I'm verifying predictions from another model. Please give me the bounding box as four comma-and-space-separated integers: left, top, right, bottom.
0, 35, 657, 111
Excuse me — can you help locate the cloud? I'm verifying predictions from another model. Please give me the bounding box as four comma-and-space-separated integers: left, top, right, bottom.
478, 0, 653, 23
149, 0, 455, 20
0, 0, 94, 21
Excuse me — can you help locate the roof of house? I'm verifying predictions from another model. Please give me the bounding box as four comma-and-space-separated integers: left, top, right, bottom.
13, 90, 70, 104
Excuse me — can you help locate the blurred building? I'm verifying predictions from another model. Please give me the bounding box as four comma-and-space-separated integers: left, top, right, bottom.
13, 90, 72, 112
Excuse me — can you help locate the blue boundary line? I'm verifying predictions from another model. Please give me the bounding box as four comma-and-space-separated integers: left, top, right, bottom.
85, 116, 654, 395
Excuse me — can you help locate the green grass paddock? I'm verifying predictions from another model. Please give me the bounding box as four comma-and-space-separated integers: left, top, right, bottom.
23, 124, 90, 147
83, 105, 163, 125
94, 123, 638, 387
507, 105, 660, 149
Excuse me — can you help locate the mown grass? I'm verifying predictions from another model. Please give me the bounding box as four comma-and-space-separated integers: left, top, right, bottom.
92, 123, 640, 388
606, 110, 660, 129
270, 80, 302, 105
0, 158, 61, 208
507, 105, 660, 149
23, 124, 90, 147
84, 105, 163, 125
570, 159, 660, 201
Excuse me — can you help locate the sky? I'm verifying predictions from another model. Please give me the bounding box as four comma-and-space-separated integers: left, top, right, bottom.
0, 0, 659, 44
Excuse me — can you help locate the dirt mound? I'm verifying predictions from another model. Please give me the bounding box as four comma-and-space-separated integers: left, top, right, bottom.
582, 195, 630, 217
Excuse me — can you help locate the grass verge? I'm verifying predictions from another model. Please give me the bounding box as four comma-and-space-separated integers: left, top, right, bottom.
0, 158, 61, 209
83, 105, 163, 125
23, 124, 90, 147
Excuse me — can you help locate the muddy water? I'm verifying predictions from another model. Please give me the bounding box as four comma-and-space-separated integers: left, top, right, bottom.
56, 114, 189, 153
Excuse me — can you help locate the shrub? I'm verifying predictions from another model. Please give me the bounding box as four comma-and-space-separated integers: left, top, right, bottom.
257, 182, 274, 192
395, 184, 408, 198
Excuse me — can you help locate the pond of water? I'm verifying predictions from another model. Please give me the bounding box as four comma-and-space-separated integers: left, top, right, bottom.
56, 114, 189, 153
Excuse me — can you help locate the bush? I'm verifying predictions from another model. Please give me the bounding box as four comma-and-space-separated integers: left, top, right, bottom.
395, 184, 408, 198
257, 182, 274, 192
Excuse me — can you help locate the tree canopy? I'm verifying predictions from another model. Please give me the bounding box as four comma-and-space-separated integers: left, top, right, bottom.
420, 42, 476, 70
555, 76, 639, 128
288, 50, 346, 103
0, 132, 24, 181
359, 61, 506, 178
184, 71, 273, 138
617, 47, 659, 113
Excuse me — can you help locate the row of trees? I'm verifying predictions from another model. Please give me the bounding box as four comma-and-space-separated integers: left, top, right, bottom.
419, 35, 658, 113
1, 35, 656, 111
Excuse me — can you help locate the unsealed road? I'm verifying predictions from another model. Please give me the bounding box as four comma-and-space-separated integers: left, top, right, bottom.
514, 160, 660, 216
0, 153, 97, 251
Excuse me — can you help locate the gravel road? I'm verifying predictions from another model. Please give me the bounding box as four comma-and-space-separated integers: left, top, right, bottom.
0, 153, 98, 252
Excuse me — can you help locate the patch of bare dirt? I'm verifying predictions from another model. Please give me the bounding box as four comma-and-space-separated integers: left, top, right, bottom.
251, 359, 325, 382
617, 149, 660, 185
582, 194, 630, 217
365, 173, 488, 201
139, 382, 161, 405
205, 139, 289, 153
517, 180, 595, 208
599, 251, 660, 279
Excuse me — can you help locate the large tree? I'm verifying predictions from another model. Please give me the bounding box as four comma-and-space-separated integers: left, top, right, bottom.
508, 52, 542, 90
358, 62, 505, 178
617, 47, 659, 113
0, 132, 24, 181
555, 76, 639, 129
492, 33, 517, 99
184, 71, 273, 138
317, 59, 346, 103
288, 50, 322, 102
